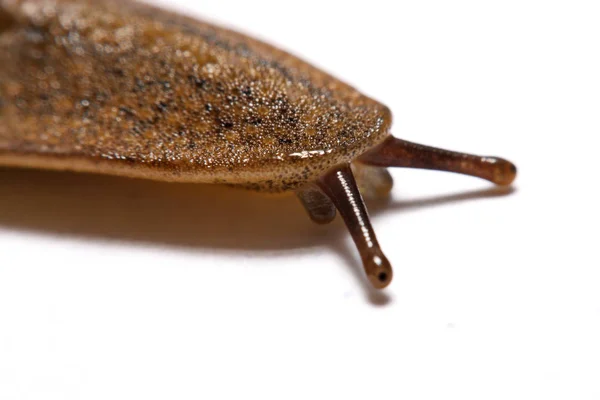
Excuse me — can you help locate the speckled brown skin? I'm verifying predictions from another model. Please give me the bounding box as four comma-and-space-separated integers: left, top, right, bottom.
0, 0, 391, 192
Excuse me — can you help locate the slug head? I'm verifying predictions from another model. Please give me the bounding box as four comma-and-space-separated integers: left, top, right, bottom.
300, 135, 517, 290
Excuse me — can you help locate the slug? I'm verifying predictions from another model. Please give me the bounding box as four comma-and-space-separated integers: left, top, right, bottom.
0, 0, 517, 289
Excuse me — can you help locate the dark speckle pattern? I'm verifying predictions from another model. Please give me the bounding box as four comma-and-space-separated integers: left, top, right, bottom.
0, 0, 392, 191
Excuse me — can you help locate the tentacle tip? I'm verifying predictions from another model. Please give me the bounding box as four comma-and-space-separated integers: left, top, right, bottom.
487, 157, 518, 186
365, 253, 393, 289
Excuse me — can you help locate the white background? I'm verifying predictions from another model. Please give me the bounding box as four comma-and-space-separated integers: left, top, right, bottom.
1, 0, 599, 399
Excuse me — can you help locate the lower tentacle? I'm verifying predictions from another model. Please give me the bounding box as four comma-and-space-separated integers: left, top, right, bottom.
317, 163, 393, 289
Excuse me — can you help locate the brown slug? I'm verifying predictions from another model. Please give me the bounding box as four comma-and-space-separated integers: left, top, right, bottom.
0, 0, 517, 289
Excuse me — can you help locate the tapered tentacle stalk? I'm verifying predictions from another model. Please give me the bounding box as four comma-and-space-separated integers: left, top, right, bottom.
296, 185, 337, 224
358, 136, 517, 186
317, 163, 393, 289
351, 163, 394, 200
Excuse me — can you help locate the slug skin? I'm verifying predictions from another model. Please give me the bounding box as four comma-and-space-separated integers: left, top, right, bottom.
0, 0, 391, 192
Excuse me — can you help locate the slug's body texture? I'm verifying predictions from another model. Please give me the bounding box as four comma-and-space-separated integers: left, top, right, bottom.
0, 0, 517, 290
0, 0, 390, 191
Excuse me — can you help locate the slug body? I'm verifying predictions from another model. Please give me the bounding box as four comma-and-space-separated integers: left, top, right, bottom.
0, 0, 517, 290
0, 0, 390, 191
